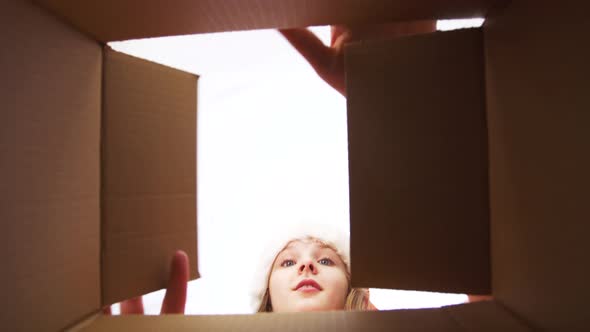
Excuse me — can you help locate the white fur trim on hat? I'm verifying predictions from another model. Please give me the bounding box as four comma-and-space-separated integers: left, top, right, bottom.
248, 221, 350, 312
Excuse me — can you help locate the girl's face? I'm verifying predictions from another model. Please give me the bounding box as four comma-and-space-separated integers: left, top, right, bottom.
268, 240, 349, 312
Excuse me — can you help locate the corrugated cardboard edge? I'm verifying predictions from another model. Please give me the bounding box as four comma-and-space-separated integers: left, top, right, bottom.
70, 301, 532, 331
69, 308, 454, 331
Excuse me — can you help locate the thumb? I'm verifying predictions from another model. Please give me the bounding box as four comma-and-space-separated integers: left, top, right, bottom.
278, 28, 345, 96
160, 250, 189, 314
278, 28, 334, 74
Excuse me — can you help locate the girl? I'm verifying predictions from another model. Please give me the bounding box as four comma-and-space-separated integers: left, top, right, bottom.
108, 20, 438, 315
108, 226, 374, 314
252, 225, 375, 312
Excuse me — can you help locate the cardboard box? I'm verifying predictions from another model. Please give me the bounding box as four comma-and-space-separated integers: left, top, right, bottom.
1, 0, 588, 331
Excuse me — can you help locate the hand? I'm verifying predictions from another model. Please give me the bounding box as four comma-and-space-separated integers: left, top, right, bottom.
467, 294, 493, 303
278, 21, 437, 96
365, 289, 379, 310
103, 250, 190, 315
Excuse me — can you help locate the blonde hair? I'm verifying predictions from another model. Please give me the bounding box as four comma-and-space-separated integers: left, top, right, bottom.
257, 236, 370, 312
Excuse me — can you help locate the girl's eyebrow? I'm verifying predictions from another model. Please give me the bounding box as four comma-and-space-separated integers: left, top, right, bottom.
278, 248, 294, 256
275, 248, 297, 260
277, 242, 337, 258
317, 249, 337, 259
314, 242, 336, 252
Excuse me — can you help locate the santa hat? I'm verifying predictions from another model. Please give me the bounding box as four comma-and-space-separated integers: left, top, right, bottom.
248, 221, 350, 312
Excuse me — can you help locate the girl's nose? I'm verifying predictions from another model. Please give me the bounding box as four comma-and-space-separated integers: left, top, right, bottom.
299, 261, 317, 274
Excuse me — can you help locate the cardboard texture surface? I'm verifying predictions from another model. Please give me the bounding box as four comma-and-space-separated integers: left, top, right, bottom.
444, 301, 530, 331
35, 0, 501, 42
101, 49, 199, 305
77, 301, 526, 331
345, 29, 490, 294
0, 1, 102, 331
5, 0, 590, 330
484, 0, 590, 330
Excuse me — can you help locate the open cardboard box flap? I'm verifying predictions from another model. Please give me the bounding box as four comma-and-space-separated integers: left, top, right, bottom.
346, 28, 490, 295
2, 0, 589, 331
101, 48, 198, 305
2, 1, 197, 330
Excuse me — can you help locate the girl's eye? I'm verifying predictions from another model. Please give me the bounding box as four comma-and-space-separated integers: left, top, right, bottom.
281, 259, 295, 267
318, 258, 334, 266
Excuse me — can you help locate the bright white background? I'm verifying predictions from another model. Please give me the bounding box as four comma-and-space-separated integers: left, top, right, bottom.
109, 19, 484, 314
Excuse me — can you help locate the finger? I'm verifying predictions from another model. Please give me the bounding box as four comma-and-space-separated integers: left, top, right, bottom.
278, 28, 335, 74
160, 250, 189, 314
102, 305, 112, 315
330, 25, 347, 47
364, 289, 378, 310
344, 20, 437, 42
467, 294, 493, 303
396, 20, 437, 36
367, 300, 379, 311
120, 296, 144, 315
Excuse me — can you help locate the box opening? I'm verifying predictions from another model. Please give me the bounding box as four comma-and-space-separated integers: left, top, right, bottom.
105, 20, 485, 315
9, 0, 589, 330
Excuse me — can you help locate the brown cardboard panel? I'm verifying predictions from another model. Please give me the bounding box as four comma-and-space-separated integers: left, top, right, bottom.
0, 0, 102, 331
34, 0, 501, 42
484, 0, 590, 330
444, 301, 531, 331
78, 308, 460, 331
102, 49, 199, 305
345, 29, 490, 294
